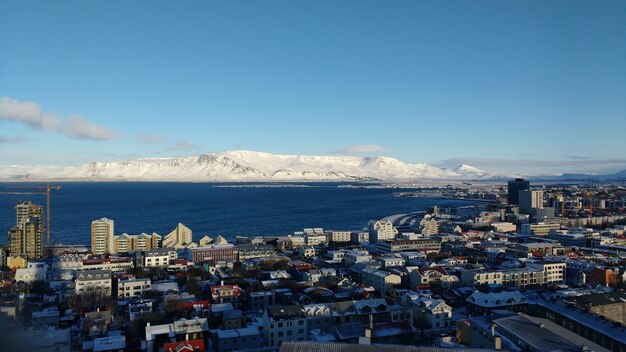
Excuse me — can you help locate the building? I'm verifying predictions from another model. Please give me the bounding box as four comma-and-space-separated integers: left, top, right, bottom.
214, 327, 261, 352
519, 190, 543, 215
82, 256, 133, 272
520, 222, 561, 236
75, 270, 112, 295
562, 292, 626, 325
412, 297, 453, 328
466, 291, 528, 316
186, 245, 238, 263
91, 218, 114, 255
417, 216, 439, 236
144, 248, 173, 267
493, 313, 611, 352
326, 231, 351, 244
162, 223, 193, 248
237, 244, 276, 260
144, 317, 209, 352
117, 277, 151, 298
507, 178, 529, 205
408, 267, 452, 289
534, 299, 626, 352
368, 220, 398, 242
211, 285, 242, 305
377, 238, 441, 253
509, 242, 563, 258
361, 268, 401, 294
9, 201, 44, 259
262, 306, 308, 347
113, 232, 162, 254
344, 250, 372, 266
491, 222, 517, 233
461, 267, 547, 288
15, 261, 47, 284
526, 261, 566, 285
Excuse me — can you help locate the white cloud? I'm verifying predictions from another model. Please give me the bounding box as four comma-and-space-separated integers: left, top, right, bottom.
0, 135, 26, 144
139, 133, 165, 144
165, 139, 196, 151
335, 144, 388, 154
0, 96, 118, 140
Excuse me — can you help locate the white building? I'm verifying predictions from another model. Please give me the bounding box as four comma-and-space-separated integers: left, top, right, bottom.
361, 268, 401, 294
15, 261, 47, 284
377, 256, 406, 268
144, 249, 174, 267
118, 277, 151, 298
326, 231, 351, 244
368, 220, 398, 242
299, 246, 316, 258
344, 250, 372, 266
526, 261, 566, 285
75, 270, 112, 295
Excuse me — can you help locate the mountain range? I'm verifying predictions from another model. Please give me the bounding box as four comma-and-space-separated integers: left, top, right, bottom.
0, 150, 514, 182
2, 150, 624, 182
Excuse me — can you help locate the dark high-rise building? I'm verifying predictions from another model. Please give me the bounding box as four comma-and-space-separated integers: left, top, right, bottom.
8, 201, 44, 259
508, 178, 530, 205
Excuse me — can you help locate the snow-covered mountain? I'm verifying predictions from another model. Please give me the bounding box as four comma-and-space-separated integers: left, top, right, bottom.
0, 150, 506, 182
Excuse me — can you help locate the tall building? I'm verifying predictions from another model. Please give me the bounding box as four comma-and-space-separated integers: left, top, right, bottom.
8, 201, 44, 259
519, 190, 543, 215
507, 178, 530, 205
91, 218, 114, 255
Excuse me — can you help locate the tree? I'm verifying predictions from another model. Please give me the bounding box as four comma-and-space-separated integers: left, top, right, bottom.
186, 277, 201, 296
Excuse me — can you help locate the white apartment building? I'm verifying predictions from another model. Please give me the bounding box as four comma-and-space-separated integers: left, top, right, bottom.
75, 270, 112, 295
118, 277, 151, 298
91, 218, 114, 255
326, 231, 351, 244
15, 261, 47, 284
361, 268, 401, 294
305, 234, 327, 246
368, 220, 398, 242
526, 261, 566, 285
344, 250, 372, 266
144, 249, 175, 267
377, 256, 406, 268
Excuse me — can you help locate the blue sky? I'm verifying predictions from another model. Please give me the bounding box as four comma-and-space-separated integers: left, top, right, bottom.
1, 1, 625, 174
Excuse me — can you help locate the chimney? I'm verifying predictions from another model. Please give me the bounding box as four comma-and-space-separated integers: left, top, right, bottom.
491, 323, 495, 336
581, 346, 588, 352
146, 322, 150, 327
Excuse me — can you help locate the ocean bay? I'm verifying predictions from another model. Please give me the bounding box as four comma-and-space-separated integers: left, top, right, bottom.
0, 182, 477, 245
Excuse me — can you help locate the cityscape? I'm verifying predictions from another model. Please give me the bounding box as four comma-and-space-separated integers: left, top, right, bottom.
1, 1, 625, 352
1, 179, 626, 351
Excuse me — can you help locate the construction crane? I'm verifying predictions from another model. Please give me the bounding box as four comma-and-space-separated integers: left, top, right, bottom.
1, 183, 62, 247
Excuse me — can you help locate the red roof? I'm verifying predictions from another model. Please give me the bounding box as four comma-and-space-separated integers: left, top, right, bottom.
163, 339, 205, 352
210, 285, 241, 297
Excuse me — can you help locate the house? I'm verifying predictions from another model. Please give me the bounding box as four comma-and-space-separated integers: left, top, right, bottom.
144, 317, 209, 352
210, 285, 242, 305
163, 339, 205, 352
408, 267, 452, 289
466, 291, 528, 316
361, 268, 401, 295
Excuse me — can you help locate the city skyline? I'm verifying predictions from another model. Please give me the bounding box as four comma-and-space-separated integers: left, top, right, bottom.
1, 1, 625, 174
